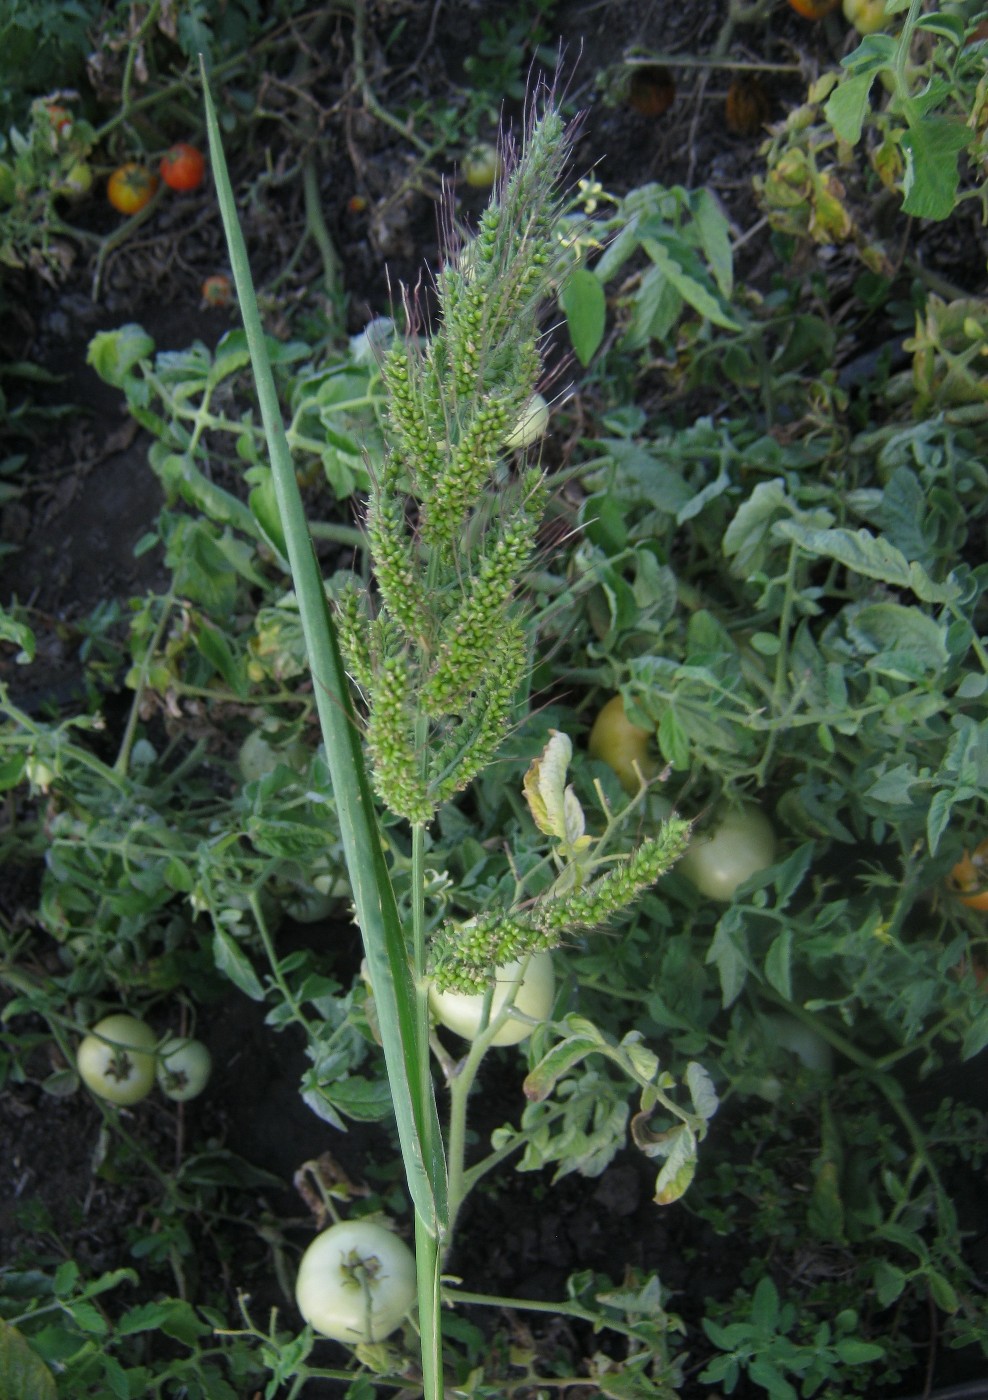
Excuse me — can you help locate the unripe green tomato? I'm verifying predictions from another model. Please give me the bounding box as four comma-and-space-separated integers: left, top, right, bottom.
503, 393, 549, 451
843, 0, 887, 32
677, 803, 776, 901
429, 952, 555, 1046
156, 1036, 212, 1101
295, 1219, 416, 1343
763, 1014, 834, 1074
238, 729, 307, 781
55, 160, 93, 198
77, 1014, 157, 1105
462, 141, 503, 188
588, 695, 659, 795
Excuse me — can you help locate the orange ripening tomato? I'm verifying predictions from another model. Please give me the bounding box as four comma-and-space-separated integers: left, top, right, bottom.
948, 840, 988, 910
107, 163, 158, 215
627, 66, 676, 118
725, 76, 771, 136
201, 273, 233, 308
787, 0, 841, 17
159, 142, 205, 192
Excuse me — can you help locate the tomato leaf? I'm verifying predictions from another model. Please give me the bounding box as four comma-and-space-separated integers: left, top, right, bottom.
560, 268, 606, 366
764, 930, 793, 1000
900, 116, 971, 221
211, 926, 265, 1001
0, 1320, 57, 1400
775, 522, 961, 603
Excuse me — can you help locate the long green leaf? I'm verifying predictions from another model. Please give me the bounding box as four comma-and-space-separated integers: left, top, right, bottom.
201, 66, 447, 1238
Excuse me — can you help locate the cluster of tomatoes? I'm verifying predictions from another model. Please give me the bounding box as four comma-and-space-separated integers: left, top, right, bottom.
76, 1013, 212, 1106
787, 0, 888, 30
106, 140, 205, 215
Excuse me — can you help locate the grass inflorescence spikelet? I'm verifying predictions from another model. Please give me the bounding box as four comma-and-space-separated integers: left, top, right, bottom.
339, 95, 575, 829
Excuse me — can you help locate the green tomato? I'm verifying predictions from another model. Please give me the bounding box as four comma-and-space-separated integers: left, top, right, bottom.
843, 0, 887, 32
503, 393, 549, 451
763, 1014, 834, 1075
77, 1014, 157, 1106
462, 141, 503, 188
238, 728, 307, 781
429, 952, 555, 1046
156, 1036, 212, 1101
587, 694, 659, 795
295, 1219, 416, 1343
677, 802, 776, 901
54, 160, 93, 199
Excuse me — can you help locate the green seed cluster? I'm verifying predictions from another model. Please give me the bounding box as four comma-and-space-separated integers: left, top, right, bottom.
432, 817, 695, 992
425, 479, 547, 714
366, 654, 433, 826
336, 108, 572, 827
336, 581, 373, 691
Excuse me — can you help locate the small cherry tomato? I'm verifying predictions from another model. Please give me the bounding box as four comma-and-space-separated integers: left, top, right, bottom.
842, 0, 887, 31
156, 1037, 212, 1101
201, 273, 233, 308
462, 142, 503, 188
43, 104, 73, 145
787, 0, 840, 16
296, 1219, 416, 1343
725, 76, 771, 136
588, 695, 659, 795
107, 163, 158, 215
159, 142, 206, 192
948, 840, 988, 911
677, 802, 777, 901
54, 160, 93, 199
77, 1013, 157, 1105
627, 66, 676, 118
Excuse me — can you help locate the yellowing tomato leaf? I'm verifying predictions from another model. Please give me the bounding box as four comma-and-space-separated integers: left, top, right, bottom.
0, 1320, 57, 1400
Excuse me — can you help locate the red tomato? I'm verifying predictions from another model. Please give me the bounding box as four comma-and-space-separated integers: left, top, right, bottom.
107, 163, 159, 215
159, 143, 206, 192
787, 0, 840, 16
45, 104, 72, 135
201, 273, 233, 308
948, 840, 988, 911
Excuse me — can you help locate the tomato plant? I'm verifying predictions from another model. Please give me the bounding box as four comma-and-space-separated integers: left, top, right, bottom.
677, 803, 776, 901
156, 1037, 212, 1101
587, 694, 659, 795
948, 840, 988, 911
76, 1014, 157, 1106
462, 142, 503, 188
429, 952, 555, 1046
107, 163, 158, 215
842, 0, 886, 32
159, 143, 206, 192
295, 1219, 417, 1343
786, 0, 840, 16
